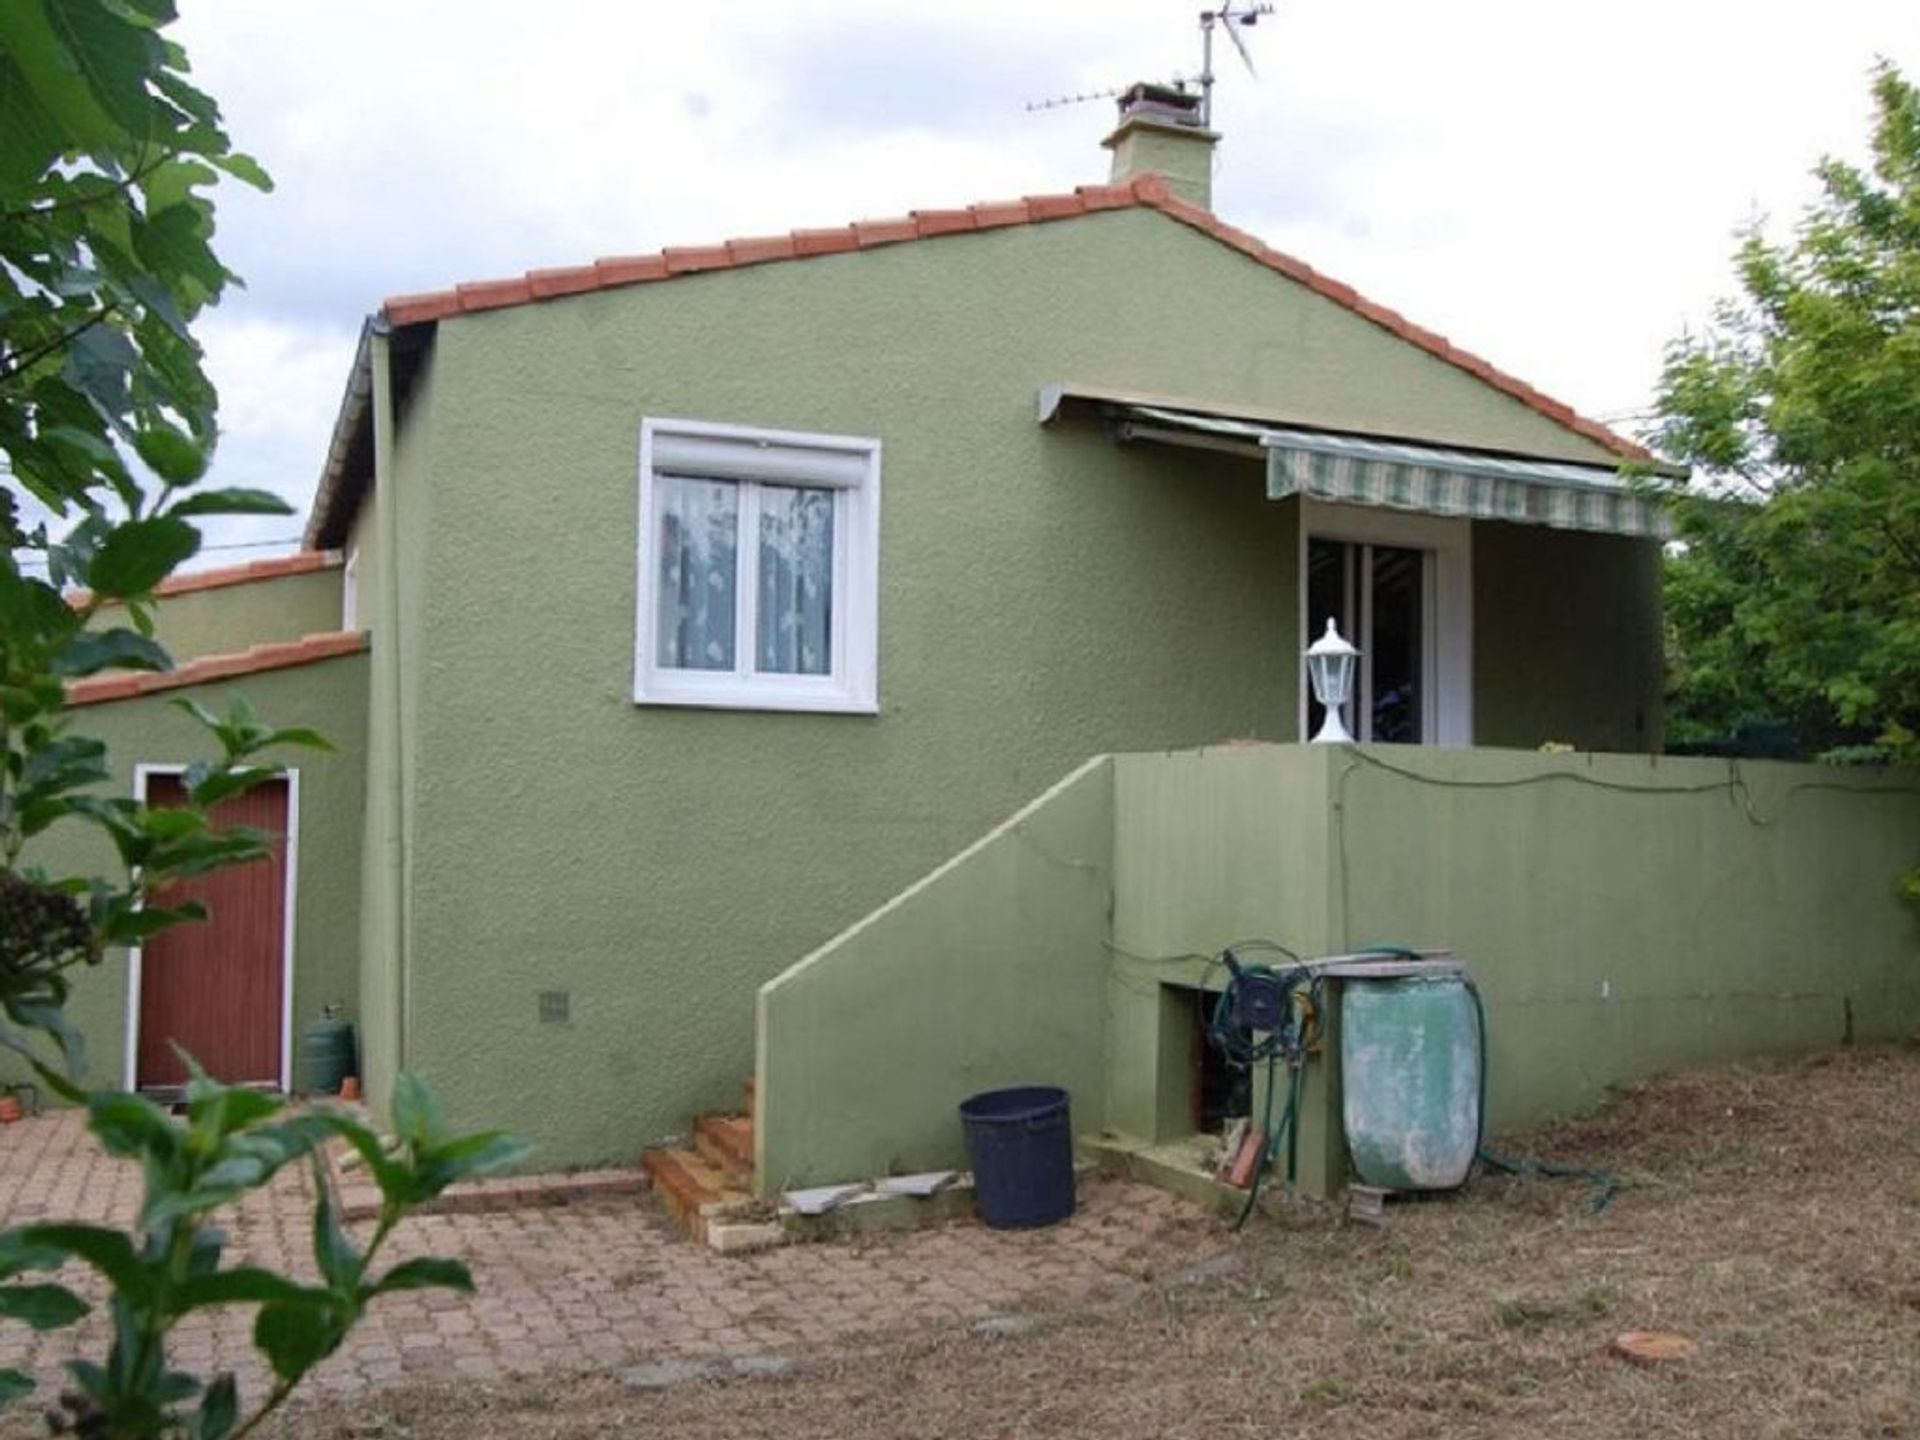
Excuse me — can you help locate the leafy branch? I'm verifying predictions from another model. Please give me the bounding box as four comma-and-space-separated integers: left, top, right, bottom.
1, 5, 530, 1434
0, 1069, 526, 1438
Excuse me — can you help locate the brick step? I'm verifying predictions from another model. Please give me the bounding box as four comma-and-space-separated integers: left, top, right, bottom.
640, 1145, 754, 1242
694, 1113, 753, 1172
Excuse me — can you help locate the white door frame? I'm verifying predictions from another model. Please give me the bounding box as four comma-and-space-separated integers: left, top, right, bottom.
1297, 499, 1473, 746
124, 764, 300, 1093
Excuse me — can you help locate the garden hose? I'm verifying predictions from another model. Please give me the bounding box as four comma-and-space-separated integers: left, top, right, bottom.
1206, 946, 1319, 1229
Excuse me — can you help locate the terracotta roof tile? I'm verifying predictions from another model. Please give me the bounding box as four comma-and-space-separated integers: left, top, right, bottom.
853, 216, 918, 247
527, 265, 602, 299
456, 278, 535, 312
911, 208, 976, 237
968, 200, 1031, 229
792, 227, 858, 257
374, 170, 1649, 461
68, 550, 342, 612
63, 630, 368, 708
1023, 193, 1087, 221
726, 234, 799, 265
383, 290, 463, 326
594, 254, 669, 286
662, 245, 731, 274
1073, 181, 1137, 211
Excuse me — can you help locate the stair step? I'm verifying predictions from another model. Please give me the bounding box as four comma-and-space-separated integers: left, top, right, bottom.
641, 1146, 753, 1242
694, 1113, 753, 1172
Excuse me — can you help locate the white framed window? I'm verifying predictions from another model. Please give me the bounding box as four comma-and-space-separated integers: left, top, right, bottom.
1298, 501, 1472, 745
635, 417, 880, 713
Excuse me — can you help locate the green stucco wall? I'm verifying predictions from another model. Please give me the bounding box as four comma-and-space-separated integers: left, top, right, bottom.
3, 654, 369, 1096
755, 757, 1114, 1191
1105, 745, 1334, 1159
350, 487, 400, 1113
1330, 746, 1920, 1132
350, 334, 440, 1120
89, 565, 343, 665
760, 741, 1919, 1199
1472, 523, 1664, 753
1100, 743, 1920, 1189
380, 205, 1654, 1167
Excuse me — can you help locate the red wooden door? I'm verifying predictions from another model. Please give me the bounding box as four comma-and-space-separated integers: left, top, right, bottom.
136, 775, 289, 1090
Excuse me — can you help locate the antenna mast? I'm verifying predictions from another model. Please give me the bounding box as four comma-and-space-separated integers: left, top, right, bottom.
1198, 3, 1275, 127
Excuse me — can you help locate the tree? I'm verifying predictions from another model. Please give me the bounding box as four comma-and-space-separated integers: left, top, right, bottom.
1, 6, 524, 1435
1650, 61, 1920, 762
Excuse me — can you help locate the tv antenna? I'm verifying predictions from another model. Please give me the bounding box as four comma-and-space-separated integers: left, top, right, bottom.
1021, 3, 1275, 123
1198, 3, 1275, 126
1023, 85, 1128, 114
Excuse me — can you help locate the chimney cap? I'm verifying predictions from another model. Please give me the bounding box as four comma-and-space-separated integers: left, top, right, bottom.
1113, 81, 1206, 129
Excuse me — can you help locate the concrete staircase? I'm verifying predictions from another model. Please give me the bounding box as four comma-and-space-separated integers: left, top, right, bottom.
641, 1079, 758, 1242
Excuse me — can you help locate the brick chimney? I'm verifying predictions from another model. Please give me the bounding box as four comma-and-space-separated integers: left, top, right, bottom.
1102, 82, 1218, 210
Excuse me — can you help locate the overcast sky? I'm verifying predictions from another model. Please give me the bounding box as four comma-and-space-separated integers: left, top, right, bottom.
166, 0, 1918, 562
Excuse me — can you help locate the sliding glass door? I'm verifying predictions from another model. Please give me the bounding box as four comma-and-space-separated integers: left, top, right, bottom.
1306, 537, 1428, 744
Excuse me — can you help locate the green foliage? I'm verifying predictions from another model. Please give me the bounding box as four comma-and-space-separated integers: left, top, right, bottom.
1650, 62, 1920, 762
0, 0, 275, 538
0, 1068, 526, 1438
0, 9, 530, 1436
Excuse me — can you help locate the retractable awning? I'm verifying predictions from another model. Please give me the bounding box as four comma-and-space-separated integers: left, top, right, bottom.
1038, 386, 1671, 540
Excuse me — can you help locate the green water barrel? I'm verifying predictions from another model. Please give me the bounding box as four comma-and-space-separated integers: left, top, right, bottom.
299, 1008, 357, 1095
1340, 970, 1481, 1190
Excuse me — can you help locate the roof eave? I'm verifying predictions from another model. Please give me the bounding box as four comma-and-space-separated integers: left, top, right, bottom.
303, 318, 378, 551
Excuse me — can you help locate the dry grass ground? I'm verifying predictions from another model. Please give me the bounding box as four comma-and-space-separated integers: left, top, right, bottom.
38, 1045, 1920, 1439
289, 1044, 1920, 1440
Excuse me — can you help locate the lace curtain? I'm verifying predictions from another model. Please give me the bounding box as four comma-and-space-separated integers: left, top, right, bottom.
655, 477, 833, 676
756, 486, 833, 675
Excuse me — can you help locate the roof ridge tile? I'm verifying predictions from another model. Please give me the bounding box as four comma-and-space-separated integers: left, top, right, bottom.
726, 234, 799, 265
455, 277, 534, 313
853, 216, 917, 246
791, 226, 858, 256
968, 199, 1031, 228
910, 208, 977, 237
593, 254, 669, 286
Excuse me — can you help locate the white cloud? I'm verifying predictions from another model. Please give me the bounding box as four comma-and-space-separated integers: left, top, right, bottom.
191, 314, 360, 554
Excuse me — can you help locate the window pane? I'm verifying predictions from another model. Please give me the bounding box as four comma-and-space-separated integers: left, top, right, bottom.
656, 475, 738, 671
1306, 538, 1352, 739
1369, 544, 1423, 743
757, 485, 834, 675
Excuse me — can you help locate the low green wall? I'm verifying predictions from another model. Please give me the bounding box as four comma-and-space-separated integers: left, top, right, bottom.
760, 741, 1920, 1199
755, 756, 1114, 1193
88, 564, 344, 665
4, 654, 369, 1097
1104, 745, 1333, 1163
1330, 746, 1920, 1131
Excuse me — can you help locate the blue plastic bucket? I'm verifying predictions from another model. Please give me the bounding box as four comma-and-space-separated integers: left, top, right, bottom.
958, 1085, 1075, 1229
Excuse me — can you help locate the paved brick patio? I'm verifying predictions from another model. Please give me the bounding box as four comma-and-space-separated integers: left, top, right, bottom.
0, 1108, 1220, 1407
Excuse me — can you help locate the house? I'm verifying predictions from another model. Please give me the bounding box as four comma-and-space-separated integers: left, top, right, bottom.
25, 86, 1914, 1212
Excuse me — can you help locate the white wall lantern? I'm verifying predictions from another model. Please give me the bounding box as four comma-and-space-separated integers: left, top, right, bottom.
1305, 619, 1360, 744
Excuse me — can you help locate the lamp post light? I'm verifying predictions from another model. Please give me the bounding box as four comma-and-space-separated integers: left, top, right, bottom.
1305, 619, 1360, 744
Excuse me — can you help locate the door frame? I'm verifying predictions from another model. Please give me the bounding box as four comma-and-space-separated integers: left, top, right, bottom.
122, 764, 301, 1093
1296, 499, 1474, 746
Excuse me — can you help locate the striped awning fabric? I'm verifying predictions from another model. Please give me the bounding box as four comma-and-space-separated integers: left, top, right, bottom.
1123, 405, 1671, 539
